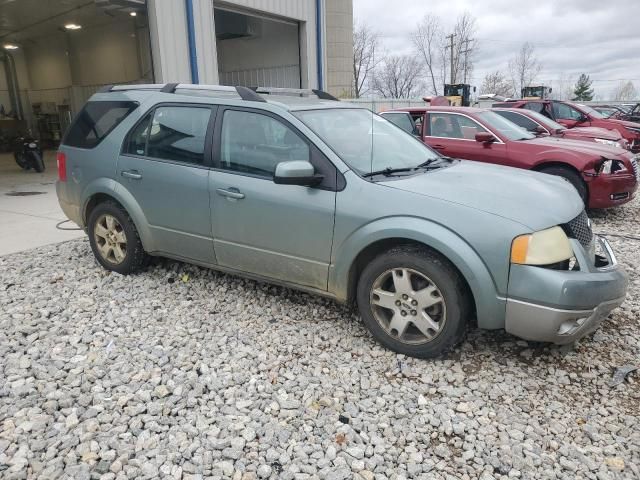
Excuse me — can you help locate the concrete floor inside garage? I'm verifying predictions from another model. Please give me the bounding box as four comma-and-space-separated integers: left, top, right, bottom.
0, 151, 84, 255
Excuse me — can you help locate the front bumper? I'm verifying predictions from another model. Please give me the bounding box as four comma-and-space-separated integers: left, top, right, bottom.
505, 236, 628, 344
586, 172, 637, 209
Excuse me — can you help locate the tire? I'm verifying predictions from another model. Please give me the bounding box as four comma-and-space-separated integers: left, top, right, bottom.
87, 201, 146, 275
538, 165, 588, 205
356, 246, 471, 359
14, 152, 30, 170
29, 151, 45, 173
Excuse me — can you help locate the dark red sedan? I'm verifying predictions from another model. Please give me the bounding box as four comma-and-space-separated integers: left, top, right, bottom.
381, 107, 638, 209
492, 108, 629, 150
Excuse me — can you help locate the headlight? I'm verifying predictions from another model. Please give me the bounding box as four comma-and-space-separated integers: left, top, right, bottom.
511, 226, 573, 265
599, 159, 628, 174
594, 138, 622, 148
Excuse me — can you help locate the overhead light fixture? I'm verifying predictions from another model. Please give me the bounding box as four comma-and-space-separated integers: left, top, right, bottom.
129, 11, 137, 17
64, 23, 82, 30
3, 44, 19, 50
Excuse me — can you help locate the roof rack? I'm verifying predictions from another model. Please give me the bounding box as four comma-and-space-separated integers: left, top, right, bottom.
250, 87, 339, 101
97, 83, 339, 103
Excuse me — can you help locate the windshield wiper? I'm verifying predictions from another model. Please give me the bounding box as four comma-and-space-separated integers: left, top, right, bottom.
362, 167, 415, 178
417, 157, 451, 168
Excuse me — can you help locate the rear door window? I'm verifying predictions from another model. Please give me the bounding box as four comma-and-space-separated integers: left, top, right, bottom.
64, 101, 138, 148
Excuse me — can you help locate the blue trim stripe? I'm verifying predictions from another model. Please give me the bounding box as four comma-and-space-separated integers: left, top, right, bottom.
316, 0, 323, 89
185, 0, 199, 83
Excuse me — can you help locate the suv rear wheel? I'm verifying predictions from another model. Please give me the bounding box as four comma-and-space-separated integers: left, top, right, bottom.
357, 246, 471, 358
88, 201, 146, 274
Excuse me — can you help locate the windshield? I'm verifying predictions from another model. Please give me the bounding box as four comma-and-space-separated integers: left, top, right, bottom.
294, 108, 441, 175
524, 110, 567, 130
577, 104, 605, 119
477, 111, 536, 141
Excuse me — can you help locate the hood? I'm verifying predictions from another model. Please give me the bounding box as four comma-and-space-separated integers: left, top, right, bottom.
564, 126, 622, 141
528, 136, 630, 158
606, 118, 640, 131
379, 161, 583, 231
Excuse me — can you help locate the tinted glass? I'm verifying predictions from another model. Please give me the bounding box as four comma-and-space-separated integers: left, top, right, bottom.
382, 113, 415, 134
64, 101, 137, 148
146, 106, 211, 164
220, 110, 309, 177
429, 113, 488, 139
495, 111, 540, 132
294, 108, 441, 175
552, 103, 583, 120
477, 111, 535, 141
124, 113, 152, 156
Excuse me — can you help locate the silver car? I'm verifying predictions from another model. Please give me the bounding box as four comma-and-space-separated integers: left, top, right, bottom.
56, 84, 628, 358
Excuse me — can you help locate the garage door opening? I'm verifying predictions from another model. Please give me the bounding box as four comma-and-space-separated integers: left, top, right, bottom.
215, 8, 301, 89
0, 0, 153, 150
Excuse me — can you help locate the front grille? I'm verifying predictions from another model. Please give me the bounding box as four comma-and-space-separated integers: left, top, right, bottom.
632, 156, 639, 181
563, 210, 593, 250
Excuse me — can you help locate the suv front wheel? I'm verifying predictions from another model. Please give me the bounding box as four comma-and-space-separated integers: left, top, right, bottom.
88, 201, 146, 275
357, 246, 471, 358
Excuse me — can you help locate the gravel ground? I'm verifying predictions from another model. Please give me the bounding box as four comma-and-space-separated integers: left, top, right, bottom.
1, 199, 639, 480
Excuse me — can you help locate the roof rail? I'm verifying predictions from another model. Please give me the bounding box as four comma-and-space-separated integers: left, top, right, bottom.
96, 83, 339, 103
252, 87, 340, 101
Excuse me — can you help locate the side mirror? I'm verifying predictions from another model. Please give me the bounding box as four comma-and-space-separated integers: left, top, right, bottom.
273, 160, 323, 186
475, 132, 496, 143
578, 114, 589, 123
535, 125, 548, 135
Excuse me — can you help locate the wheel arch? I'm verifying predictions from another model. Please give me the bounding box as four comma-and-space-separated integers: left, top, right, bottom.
330, 218, 507, 329
81, 179, 154, 252
532, 160, 590, 198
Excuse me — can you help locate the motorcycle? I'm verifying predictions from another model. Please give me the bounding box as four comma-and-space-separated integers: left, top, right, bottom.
13, 136, 45, 172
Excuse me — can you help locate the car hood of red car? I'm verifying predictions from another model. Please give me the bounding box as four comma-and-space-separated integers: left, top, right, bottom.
379, 160, 583, 231
527, 136, 632, 159
603, 118, 640, 130
563, 126, 622, 141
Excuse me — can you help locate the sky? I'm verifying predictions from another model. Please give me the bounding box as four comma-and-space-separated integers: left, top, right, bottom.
353, 0, 640, 99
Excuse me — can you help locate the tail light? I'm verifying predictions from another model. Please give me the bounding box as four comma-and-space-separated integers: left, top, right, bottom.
57, 151, 67, 182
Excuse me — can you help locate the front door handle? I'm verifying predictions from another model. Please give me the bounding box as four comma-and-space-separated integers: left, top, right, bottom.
432, 144, 446, 150
121, 170, 142, 180
216, 187, 245, 200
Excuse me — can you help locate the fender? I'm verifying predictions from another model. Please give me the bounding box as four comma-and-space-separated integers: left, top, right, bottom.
81, 177, 156, 252
329, 216, 507, 329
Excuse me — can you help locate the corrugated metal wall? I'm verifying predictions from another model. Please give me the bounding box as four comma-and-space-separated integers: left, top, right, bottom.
222, 0, 314, 20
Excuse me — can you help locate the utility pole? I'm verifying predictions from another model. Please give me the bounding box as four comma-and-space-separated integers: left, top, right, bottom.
445, 33, 456, 84
460, 39, 471, 84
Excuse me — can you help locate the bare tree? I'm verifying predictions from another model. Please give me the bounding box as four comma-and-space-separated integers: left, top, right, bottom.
508, 42, 542, 97
372, 55, 423, 99
451, 12, 477, 84
612, 81, 637, 101
552, 72, 575, 100
352, 22, 380, 98
480, 70, 514, 97
412, 14, 445, 95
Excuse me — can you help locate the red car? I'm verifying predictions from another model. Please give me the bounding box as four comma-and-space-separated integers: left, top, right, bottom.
492, 108, 629, 150
381, 107, 638, 209
492, 99, 640, 152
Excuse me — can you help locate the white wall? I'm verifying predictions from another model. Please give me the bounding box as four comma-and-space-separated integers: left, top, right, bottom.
217, 17, 301, 88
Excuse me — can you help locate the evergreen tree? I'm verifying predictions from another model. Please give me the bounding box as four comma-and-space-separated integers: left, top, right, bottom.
572, 74, 594, 101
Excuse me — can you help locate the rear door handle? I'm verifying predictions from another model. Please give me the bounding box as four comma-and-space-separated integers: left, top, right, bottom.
216, 187, 245, 200
121, 170, 142, 180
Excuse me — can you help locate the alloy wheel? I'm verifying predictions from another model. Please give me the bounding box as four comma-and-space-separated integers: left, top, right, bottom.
369, 268, 447, 345
94, 214, 127, 265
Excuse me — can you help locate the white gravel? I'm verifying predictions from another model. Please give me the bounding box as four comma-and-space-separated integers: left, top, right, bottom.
1, 197, 639, 480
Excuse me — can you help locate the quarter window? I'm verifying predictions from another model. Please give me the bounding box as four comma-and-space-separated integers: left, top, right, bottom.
220, 110, 309, 177
64, 101, 138, 149
429, 113, 487, 139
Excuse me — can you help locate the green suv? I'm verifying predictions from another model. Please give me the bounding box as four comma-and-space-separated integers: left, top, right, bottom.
56, 84, 628, 358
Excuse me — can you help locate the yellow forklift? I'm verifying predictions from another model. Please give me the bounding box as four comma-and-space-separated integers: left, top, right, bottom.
521, 86, 553, 99
444, 84, 475, 107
